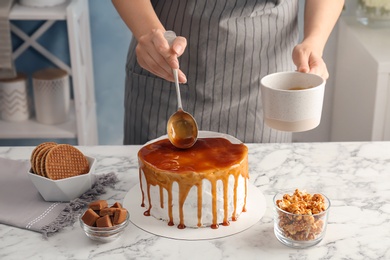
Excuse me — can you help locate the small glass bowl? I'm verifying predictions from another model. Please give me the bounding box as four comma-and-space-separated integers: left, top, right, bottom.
79, 209, 130, 243
273, 191, 330, 249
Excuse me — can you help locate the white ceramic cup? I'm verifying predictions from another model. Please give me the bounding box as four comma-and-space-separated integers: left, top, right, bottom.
260, 71, 325, 132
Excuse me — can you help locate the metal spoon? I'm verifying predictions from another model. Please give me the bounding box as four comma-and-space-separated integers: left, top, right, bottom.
164, 31, 198, 149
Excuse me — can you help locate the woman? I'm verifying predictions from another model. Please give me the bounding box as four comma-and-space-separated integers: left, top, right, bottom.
112, 0, 344, 144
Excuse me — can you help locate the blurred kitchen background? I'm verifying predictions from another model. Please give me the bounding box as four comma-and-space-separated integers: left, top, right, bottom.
0, 0, 389, 146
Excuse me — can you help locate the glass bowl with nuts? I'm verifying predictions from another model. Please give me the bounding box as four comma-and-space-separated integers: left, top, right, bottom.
273, 189, 330, 248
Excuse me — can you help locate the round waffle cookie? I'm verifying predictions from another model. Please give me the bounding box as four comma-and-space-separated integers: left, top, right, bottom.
40, 145, 55, 177
44, 144, 89, 180
34, 144, 56, 177
34, 143, 57, 176
30, 142, 57, 174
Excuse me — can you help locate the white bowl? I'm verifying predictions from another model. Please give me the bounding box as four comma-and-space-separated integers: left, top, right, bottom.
28, 156, 97, 202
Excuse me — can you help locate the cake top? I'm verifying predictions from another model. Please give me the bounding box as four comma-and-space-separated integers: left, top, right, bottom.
138, 137, 247, 173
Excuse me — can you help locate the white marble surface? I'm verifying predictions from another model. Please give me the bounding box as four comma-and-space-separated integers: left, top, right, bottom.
1, 142, 390, 260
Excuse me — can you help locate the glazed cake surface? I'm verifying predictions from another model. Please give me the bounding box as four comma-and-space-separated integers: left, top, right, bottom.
137, 137, 249, 229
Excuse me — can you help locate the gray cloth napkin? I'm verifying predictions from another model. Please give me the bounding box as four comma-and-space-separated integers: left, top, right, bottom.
0, 157, 119, 238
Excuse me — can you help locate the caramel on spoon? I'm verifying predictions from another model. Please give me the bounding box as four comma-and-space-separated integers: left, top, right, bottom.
164, 31, 198, 149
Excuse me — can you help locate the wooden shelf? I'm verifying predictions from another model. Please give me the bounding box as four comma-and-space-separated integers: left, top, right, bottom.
9, 1, 69, 20
0, 101, 76, 139
4, 0, 98, 145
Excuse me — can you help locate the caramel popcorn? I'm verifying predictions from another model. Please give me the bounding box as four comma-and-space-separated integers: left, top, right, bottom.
275, 189, 327, 241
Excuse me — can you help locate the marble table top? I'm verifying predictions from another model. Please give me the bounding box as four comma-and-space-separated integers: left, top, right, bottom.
0, 142, 389, 260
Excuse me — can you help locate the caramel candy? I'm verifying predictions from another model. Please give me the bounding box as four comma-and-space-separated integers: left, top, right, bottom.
113, 208, 127, 225
96, 215, 113, 227
111, 202, 122, 208
89, 200, 108, 210
82, 208, 100, 227
82, 200, 128, 228
100, 207, 116, 217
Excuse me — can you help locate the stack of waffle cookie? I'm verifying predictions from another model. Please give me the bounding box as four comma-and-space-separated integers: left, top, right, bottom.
30, 142, 89, 180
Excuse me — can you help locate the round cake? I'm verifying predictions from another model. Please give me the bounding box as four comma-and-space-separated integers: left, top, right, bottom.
137, 133, 249, 229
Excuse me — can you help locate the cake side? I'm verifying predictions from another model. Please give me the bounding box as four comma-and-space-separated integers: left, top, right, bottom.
137, 137, 249, 229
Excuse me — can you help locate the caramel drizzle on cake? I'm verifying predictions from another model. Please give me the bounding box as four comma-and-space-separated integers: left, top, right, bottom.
138, 137, 249, 229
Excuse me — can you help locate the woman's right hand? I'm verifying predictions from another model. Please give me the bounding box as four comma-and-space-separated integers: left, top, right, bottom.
135, 29, 187, 83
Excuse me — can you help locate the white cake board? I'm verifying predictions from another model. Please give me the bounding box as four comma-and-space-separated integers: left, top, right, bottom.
123, 183, 266, 240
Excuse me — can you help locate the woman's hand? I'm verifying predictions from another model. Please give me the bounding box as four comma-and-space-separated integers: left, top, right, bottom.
136, 29, 187, 83
292, 42, 329, 80
294, 0, 344, 80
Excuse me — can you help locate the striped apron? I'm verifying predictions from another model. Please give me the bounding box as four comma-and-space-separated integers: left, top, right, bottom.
124, 0, 299, 144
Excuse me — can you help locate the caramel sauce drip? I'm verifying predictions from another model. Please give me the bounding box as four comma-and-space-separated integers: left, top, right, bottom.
197, 183, 202, 227
139, 169, 145, 207
159, 186, 164, 209
138, 137, 248, 228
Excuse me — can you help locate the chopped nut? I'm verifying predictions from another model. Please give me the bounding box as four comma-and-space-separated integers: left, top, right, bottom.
276, 189, 327, 241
